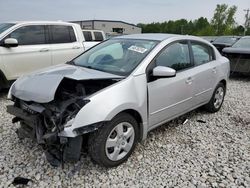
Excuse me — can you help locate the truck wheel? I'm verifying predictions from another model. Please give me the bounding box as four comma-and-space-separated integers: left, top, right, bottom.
0, 75, 3, 90
205, 82, 226, 113
0, 70, 8, 90
88, 113, 139, 167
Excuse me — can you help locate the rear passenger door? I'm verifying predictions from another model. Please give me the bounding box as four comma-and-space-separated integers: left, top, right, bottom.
190, 41, 217, 106
49, 25, 82, 65
1, 25, 52, 79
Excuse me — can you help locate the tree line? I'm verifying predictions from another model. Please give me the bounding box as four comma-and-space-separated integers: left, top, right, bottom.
137, 4, 250, 36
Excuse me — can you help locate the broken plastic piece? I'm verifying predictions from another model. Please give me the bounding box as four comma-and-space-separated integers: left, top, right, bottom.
183, 119, 189, 125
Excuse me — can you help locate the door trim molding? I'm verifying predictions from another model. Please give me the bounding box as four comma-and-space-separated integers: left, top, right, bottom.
150, 97, 192, 115
194, 88, 212, 97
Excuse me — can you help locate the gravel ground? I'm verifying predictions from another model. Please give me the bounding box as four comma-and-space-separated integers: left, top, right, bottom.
0, 77, 250, 188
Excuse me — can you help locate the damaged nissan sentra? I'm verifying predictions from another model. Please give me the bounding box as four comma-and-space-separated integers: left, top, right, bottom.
7, 34, 230, 167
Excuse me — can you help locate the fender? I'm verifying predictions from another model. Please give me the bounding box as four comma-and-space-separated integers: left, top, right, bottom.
58, 74, 148, 138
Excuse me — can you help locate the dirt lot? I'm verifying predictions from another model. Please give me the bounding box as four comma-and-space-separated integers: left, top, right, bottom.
0, 77, 249, 188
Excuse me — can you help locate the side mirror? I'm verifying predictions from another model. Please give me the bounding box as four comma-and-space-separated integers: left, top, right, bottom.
4, 38, 18, 47
152, 66, 176, 78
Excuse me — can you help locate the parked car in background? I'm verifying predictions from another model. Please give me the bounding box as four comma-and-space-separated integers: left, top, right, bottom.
0, 21, 100, 90
82, 29, 106, 49
222, 36, 250, 75
82, 29, 105, 41
212, 36, 240, 53
201, 36, 218, 43
106, 32, 125, 39
7, 34, 229, 167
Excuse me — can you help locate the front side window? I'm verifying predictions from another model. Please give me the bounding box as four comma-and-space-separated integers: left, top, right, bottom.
50, 25, 76, 43
74, 39, 158, 76
94, 32, 104, 41
9, 25, 46, 45
155, 41, 192, 71
191, 42, 214, 66
0, 23, 15, 34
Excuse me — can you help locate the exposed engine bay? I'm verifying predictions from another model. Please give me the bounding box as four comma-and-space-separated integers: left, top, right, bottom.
7, 78, 119, 166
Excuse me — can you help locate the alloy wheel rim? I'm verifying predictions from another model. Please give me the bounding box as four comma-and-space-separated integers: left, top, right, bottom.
105, 122, 135, 161
214, 87, 224, 109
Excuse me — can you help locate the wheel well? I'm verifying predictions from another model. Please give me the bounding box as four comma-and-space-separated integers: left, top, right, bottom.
219, 79, 226, 88
120, 109, 143, 141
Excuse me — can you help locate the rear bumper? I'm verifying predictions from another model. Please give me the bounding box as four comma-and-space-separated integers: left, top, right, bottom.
224, 53, 250, 74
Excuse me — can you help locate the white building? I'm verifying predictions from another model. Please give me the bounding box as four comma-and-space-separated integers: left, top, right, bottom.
71, 20, 142, 35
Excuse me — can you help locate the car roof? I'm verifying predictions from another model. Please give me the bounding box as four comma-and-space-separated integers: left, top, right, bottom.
241, 36, 250, 39
216, 36, 239, 38
2, 21, 73, 25
82, 29, 104, 32
115, 33, 181, 41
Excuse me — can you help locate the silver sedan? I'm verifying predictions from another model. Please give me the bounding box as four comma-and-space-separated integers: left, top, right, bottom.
7, 34, 230, 167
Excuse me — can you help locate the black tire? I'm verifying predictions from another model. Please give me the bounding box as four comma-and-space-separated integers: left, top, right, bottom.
88, 113, 139, 167
205, 82, 226, 113
0, 70, 7, 90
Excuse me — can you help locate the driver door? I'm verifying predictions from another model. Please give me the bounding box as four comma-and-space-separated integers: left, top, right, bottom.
0, 25, 52, 80
148, 41, 195, 127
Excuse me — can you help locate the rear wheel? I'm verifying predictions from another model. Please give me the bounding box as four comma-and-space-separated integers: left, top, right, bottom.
205, 82, 226, 113
88, 113, 139, 167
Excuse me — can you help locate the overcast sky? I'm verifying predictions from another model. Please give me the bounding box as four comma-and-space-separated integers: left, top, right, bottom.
0, 0, 249, 25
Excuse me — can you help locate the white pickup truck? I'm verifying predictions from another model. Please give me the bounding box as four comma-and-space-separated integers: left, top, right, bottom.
0, 21, 103, 89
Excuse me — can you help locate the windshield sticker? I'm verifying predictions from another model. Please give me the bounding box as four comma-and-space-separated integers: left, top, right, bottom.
128, 46, 148, 54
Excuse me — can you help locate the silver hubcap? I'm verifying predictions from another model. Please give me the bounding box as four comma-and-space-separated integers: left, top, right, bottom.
105, 122, 135, 161
214, 87, 224, 109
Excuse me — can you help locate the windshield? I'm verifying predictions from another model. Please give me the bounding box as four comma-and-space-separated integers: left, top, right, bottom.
232, 38, 250, 48
74, 38, 158, 76
0, 23, 15, 34
213, 36, 238, 44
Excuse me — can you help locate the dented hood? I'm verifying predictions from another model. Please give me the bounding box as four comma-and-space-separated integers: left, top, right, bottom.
10, 64, 123, 103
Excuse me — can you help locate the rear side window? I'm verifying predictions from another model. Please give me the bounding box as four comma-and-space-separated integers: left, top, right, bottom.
49, 25, 76, 43
83, 31, 93, 41
9, 25, 46, 45
191, 42, 215, 66
155, 41, 192, 71
94, 32, 104, 41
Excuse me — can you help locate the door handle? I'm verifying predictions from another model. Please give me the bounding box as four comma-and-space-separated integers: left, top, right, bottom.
212, 67, 217, 73
185, 77, 193, 84
40, 48, 49, 52
72, 46, 80, 49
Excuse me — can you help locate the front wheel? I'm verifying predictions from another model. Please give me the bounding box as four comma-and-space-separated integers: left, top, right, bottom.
88, 113, 139, 167
205, 82, 226, 113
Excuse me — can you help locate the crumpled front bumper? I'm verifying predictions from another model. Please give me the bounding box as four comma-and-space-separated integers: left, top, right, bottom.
6, 105, 83, 167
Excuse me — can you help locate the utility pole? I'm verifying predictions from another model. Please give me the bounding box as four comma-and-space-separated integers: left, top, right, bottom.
244, 9, 250, 36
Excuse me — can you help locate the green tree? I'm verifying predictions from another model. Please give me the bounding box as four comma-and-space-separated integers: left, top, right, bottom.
193, 17, 211, 35
232, 25, 245, 35
211, 4, 237, 35
138, 4, 240, 36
